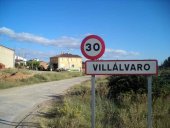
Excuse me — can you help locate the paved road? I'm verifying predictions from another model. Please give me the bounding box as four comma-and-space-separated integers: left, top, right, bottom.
0, 76, 90, 128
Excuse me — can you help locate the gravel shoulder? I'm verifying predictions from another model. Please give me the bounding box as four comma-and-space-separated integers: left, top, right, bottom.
0, 76, 90, 128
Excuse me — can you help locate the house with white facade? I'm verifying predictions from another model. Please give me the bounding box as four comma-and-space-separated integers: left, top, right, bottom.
0, 45, 15, 68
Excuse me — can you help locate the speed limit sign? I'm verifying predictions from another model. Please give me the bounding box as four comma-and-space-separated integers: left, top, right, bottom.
81, 35, 105, 60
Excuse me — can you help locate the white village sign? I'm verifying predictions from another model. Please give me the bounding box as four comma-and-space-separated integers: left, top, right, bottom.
85, 60, 158, 75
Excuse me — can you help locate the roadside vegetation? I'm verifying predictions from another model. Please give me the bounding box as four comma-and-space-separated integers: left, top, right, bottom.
39, 57, 170, 128
0, 68, 82, 89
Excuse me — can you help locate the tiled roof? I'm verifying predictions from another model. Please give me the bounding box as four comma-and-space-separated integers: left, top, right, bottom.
51, 53, 82, 58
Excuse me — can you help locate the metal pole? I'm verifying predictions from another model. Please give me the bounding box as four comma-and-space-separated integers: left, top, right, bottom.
147, 76, 152, 128
91, 75, 95, 128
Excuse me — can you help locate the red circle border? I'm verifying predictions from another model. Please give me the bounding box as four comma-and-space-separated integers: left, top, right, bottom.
81, 35, 105, 60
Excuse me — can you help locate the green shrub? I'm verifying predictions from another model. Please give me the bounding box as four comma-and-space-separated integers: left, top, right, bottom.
107, 76, 147, 100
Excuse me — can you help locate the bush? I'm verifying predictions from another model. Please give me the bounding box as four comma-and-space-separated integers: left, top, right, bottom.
160, 56, 170, 69
107, 76, 147, 100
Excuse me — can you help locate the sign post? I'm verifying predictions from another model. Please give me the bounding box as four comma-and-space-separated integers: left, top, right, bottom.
85, 60, 157, 128
147, 76, 152, 128
81, 35, 157, 128
81, 35, 105, 128
91, 75, 95, 128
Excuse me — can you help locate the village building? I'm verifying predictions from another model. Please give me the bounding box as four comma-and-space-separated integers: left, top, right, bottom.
0, 45, 15, 69
50, 53, 82, 71
15, 55, 27, 66
39, 61, 48, 70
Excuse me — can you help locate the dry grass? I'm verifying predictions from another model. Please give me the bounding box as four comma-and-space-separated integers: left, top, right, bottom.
0, 68, 82, 89
40, 77, 170, 128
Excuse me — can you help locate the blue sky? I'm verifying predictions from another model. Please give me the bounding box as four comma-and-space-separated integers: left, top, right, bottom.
0, 0, 169, 64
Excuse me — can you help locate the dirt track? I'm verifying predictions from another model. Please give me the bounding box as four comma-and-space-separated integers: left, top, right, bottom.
0, 76, 90, 128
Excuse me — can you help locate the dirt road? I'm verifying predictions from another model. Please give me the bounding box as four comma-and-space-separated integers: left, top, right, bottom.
0, 76, 90, 128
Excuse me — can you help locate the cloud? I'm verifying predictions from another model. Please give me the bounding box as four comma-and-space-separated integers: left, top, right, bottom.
0, 27, 140, 60
15, 48, 57, 62
103, 48, 139, 59
0, 27, 80, 49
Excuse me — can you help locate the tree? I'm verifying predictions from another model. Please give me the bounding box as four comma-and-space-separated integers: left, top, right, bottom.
161, 56, 170, 68
27, 60, 40, 70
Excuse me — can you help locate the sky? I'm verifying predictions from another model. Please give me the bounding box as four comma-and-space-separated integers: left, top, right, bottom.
0, 0, 170, 64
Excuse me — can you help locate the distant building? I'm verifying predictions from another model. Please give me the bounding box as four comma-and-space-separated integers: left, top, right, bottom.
39, 61, 48, 70
15, 55, 27, 65
0, 45, 15, 68
50, 53, 82, 71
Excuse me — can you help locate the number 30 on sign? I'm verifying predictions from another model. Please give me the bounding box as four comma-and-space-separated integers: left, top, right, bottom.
81, 35, 105, 60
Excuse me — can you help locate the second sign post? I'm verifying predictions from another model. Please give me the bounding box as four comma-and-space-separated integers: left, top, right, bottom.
81, 35, 105, 128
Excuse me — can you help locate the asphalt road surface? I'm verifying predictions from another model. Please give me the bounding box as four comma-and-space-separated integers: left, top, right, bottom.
0, 76, 90, 128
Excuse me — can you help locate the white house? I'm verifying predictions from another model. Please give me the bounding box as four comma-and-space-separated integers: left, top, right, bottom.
0, 45, 15, 68
15, 55, 27, 65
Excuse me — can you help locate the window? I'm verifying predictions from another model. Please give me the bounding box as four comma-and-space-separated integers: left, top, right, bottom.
72, 64, 74, 68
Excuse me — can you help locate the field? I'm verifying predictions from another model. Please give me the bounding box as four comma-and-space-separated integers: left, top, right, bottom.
39, 69, 170, 128
0, 68, 82, 89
